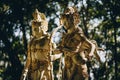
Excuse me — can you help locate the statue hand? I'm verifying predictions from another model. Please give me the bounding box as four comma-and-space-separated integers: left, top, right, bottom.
88, 52, 93, 60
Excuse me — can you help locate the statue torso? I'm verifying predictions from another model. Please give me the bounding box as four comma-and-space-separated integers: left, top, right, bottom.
29, 34, 50, 61
62, 28, 84, 52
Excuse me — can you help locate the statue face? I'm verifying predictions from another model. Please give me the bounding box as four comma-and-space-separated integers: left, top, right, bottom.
32, 24, 42, 36
60, 14, 71, 30
64, 7, 75, 15
60, 6, 80, 31
60, 7, 76, 30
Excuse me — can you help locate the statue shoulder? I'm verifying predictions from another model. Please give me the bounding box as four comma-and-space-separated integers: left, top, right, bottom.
76, 27, 84, 34
74, 27, 87, 41
28, 37, 35, 46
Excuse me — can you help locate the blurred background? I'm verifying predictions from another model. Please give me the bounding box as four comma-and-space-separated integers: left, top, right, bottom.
0, 0, 120, 80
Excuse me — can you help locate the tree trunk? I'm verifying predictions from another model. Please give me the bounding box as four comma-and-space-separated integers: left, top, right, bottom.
113, 19, 118, 80
111, 14, 118, 80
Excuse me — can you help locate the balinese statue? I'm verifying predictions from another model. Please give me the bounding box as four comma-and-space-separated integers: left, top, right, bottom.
58, 6, 100, 80
20, 9, 62, 80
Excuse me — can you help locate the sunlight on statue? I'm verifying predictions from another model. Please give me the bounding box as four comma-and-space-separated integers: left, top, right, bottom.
20, 7, 103, 80
58, 6, 102, 80
20, 9, 62, 80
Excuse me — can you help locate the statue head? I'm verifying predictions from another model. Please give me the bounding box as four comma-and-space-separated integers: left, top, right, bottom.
32, 9, 48, 37
60, 6, 80, 30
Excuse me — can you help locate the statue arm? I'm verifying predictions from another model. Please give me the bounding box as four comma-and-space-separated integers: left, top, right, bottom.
82, 38, 96, 58
24, 50, 31, 70
20, 44, 31, 80
86, 39, 95, 57
78, 32, 96, 58
51, 43, 63, 61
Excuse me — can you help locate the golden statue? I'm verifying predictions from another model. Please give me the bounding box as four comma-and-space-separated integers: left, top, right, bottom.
58, 6, 101, 80
20, 9, 62, 80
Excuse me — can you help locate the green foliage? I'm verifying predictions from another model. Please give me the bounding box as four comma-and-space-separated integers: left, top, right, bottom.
0, 0, 120, 80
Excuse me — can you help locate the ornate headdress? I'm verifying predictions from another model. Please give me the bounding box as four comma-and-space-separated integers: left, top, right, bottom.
61, 6, 80, 26
32, 9, 48, 32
